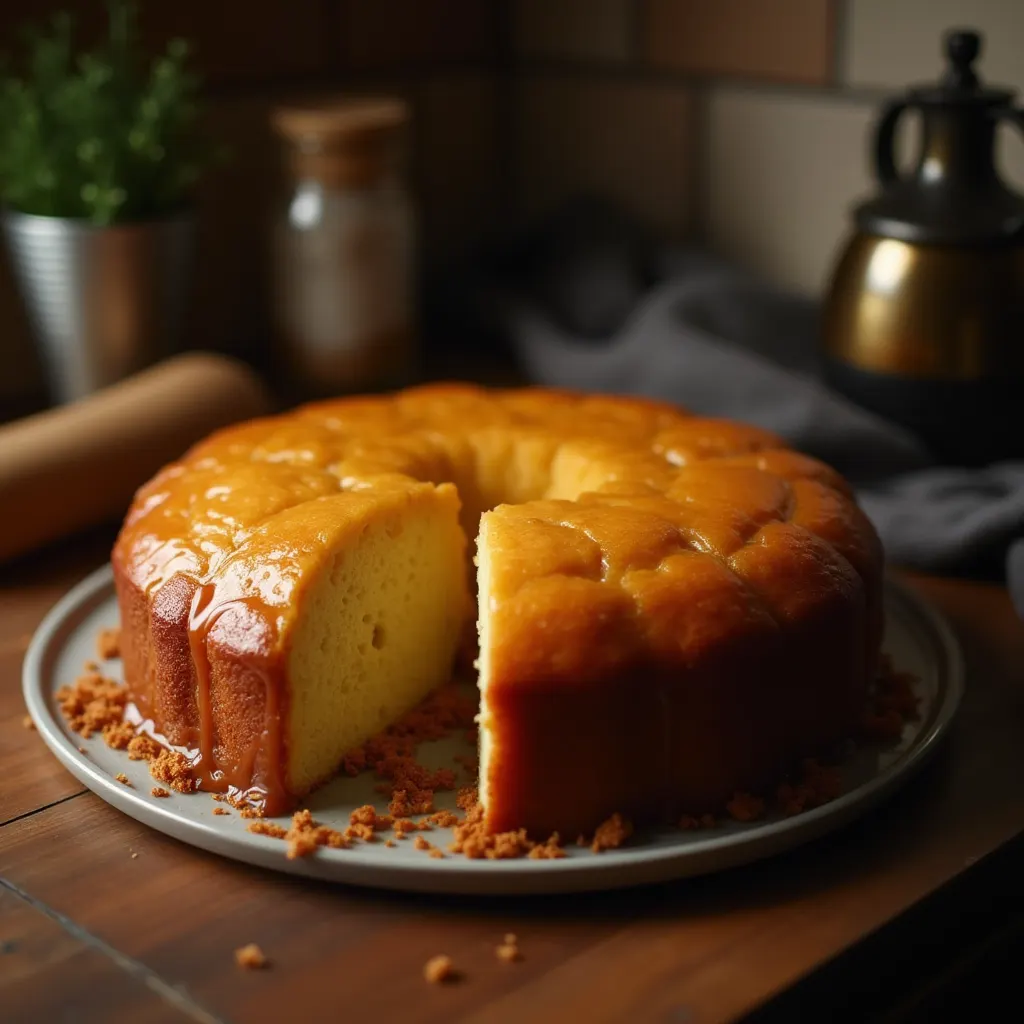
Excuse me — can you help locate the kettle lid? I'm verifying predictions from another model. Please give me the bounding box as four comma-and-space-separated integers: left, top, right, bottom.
906, 29, 1014, 107
854, 29, 1024, 245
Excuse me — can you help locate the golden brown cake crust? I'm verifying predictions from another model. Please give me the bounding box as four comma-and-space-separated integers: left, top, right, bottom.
112, 384, 883, 824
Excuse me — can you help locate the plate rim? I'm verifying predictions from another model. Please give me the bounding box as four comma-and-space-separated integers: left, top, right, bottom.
23, 563, 964, 895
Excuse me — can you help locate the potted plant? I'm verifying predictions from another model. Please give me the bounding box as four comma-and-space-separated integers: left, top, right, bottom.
0, 1, 214, 403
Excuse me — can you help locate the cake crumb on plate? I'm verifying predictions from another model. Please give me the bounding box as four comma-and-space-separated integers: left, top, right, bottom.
96, 627, 121, 660
151, 787, 170, 798
114, 773, 131, 786
590, 813, 633, 853
149, 749, 197, 794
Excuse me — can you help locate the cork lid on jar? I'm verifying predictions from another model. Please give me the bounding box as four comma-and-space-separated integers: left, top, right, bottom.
271, 97, 410, 187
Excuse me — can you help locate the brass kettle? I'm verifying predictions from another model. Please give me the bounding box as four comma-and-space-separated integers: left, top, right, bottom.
823, 29, 1024, 465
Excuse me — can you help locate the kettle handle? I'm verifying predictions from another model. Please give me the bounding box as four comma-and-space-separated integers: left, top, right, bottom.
875, 100, 909, 184
996, 104, 1024, 141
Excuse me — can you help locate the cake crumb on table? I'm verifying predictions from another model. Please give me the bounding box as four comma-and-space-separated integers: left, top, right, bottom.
590, 813, 633, 853
423, 954, 458, 984
151, 787, 170, 798
96, 627, 121, 660
234, 944, 269, 970
496, 934, 521, 962
114, 773, 131, 786
21, 715, 35, 731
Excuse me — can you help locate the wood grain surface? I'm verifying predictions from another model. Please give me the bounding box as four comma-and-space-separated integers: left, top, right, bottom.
2, 541, 1024, 1023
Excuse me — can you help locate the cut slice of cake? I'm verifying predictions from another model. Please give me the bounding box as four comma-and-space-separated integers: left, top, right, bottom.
119, 480, 469, 811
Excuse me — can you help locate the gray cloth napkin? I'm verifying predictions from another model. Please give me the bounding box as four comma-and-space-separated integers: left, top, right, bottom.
477, 203, 1024, 615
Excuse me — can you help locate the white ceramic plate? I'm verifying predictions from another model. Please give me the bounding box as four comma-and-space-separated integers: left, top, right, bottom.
24, 564, 963, 895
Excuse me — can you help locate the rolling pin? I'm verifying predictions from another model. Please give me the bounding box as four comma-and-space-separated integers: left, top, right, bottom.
0, 352, 273, 565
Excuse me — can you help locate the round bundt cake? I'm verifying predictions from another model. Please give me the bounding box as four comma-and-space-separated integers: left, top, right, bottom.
112, 384, 883, 835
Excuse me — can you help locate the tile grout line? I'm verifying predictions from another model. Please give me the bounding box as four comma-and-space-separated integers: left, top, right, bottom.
0, 875, 230, 1024
0, 790, 86, 831
511, 56, 890, 106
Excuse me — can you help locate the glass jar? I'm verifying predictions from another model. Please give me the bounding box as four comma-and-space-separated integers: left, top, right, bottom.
270, 98, 417, 397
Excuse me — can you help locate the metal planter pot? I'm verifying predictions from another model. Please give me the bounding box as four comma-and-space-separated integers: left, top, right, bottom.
2, 211, 195, 404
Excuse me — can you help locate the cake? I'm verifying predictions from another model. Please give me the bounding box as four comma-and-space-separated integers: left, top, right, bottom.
112, 384, 883, 835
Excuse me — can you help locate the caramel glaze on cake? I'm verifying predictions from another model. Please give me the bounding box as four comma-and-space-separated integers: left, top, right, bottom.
112, 384, 883, 836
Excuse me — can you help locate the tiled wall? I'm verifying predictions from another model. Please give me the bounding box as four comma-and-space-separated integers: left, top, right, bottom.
0, 0, 503, 409
4, 0, 1024, 411
510, 0, 1024, 296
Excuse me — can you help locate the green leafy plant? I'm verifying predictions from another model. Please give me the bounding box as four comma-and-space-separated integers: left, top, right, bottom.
0, 1, 215, 225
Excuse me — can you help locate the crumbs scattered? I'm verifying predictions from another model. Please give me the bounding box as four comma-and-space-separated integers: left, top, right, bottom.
56, 671, 127, 739
862, 654, 920, 740
234, 944, 269, 970
496, 933, 521, 962
590, 813, 633, 853
151, 787, 170, 798
102, 720, 136, 751
425, 810, 459, 828
726, 793, 765, 823
350, 804, 392, 832
212, 807, 230, 816
114, 773, 131, 787
277, 809, 350, 859
127, 735, 162, 761
96, 627, 121, 661
247, 821, 288, 839
423, 955, 458, 984
149, 749, 197, 794
678, 814, 716, 830
775, 759, 843, 817
449, 797, 565, 860
341, 685, 474, 819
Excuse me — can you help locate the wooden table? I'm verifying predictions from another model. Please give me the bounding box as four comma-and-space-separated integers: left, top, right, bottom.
3, 532, 1024, 1024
